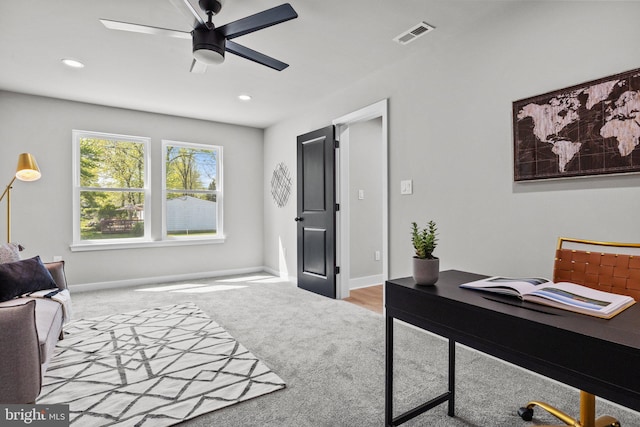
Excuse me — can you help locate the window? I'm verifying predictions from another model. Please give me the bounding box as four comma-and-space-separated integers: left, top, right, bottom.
71, 133, 222, 251
73, 130, 150, 244
162, 141, 222, 239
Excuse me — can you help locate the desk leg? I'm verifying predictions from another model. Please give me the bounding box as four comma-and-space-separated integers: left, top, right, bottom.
385, 315, 456, 425
385, 315, 394, 427
448, 338, 455, 417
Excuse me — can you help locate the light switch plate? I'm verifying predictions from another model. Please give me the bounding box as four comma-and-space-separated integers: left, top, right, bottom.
400, 180, 413, 195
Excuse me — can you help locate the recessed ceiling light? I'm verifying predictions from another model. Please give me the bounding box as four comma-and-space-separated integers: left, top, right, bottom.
61, 59, 85, 68
238, 94, 252, 101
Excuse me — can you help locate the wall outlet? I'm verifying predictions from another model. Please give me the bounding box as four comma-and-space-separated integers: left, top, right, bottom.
358, 189, 365, 200
375, 250, 381, 261
53, 255, 63, 262
400, 180, 413, 195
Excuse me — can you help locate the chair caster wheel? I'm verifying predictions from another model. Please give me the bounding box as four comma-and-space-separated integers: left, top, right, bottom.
518, 407, 533, 421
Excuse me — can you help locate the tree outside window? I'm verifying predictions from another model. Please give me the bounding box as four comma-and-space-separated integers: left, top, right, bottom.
163, 141, 221, 238
73, 131, 149, 242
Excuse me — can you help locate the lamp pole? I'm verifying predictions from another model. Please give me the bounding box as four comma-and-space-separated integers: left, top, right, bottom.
0, 176, 17, 243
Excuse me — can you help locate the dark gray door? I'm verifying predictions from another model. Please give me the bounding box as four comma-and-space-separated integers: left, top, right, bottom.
296, 126, 336, 298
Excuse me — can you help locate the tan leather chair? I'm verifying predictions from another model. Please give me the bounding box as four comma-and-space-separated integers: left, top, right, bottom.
518, 237, 640, 427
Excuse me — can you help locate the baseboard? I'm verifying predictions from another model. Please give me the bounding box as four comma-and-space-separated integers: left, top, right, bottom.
349, 274, 383, 290
262, 266, 278, 276
262, 267, 297, 284
70, 266, 270, 293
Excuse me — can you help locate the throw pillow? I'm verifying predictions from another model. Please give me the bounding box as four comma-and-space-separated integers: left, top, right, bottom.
0, 256, 57, 303
0, 243, 20, 264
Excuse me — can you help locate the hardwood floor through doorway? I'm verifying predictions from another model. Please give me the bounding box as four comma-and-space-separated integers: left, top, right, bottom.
343, 285, 383, 314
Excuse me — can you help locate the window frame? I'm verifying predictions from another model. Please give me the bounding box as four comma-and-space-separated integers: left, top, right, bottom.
71, 130, 151, 249
161, 140, 224, 242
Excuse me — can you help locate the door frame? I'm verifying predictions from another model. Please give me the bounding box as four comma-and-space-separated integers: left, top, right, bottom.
332, 99, 388, 299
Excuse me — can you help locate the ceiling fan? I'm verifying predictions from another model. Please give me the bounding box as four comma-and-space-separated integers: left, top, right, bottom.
100, 0, 298, 72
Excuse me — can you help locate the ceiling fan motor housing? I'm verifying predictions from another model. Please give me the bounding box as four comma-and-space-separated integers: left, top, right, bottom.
199, 0, 223, 15
192, 28, 226, 64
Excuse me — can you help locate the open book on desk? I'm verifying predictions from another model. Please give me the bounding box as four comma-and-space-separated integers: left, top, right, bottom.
460, 277, 636, 319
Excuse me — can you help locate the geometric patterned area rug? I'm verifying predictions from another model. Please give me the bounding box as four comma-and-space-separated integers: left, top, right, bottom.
37, 303, 285, 426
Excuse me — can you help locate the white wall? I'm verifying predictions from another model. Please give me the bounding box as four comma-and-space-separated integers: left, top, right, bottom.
0, 91, 264, 286
349, 118, 383, 286
264, 1, 640, 282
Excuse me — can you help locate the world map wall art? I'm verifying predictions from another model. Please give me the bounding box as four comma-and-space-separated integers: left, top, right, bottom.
513, 68, 640, 181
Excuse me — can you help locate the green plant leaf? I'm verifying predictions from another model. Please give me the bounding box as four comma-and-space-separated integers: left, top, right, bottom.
410, 220, 438, 259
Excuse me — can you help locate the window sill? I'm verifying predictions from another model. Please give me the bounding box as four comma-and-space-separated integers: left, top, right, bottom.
70, 236, 226, 252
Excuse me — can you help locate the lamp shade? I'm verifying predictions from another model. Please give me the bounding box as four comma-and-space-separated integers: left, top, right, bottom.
15, 153, 41, 182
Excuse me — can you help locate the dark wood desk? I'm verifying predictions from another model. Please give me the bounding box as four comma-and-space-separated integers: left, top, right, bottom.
385, 270, 640, 426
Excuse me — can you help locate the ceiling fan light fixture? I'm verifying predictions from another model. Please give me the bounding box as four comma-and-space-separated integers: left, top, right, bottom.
192, 28, 225, 65
194, 47, 224, 65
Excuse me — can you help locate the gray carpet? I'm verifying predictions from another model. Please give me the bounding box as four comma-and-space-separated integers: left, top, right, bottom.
68, 274, 640, 426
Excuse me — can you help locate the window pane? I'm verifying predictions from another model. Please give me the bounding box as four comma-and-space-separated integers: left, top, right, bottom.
80, 191, 145, 240
166, 193, 217, 237
80, 138, 145, 189
165, 146, 217, 191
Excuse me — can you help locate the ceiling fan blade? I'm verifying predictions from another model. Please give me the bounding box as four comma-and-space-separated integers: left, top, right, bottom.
218, 3, 298, 40
168, 0, 205, 28
226, 40, 289, 71
100, 19, 191, 39
189, 59, 208, 73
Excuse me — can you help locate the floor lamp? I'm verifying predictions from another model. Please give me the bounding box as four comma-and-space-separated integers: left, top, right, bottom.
0, 153, 41, 243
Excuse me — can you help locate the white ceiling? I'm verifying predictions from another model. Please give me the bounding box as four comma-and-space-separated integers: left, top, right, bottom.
0, 0, 509, 128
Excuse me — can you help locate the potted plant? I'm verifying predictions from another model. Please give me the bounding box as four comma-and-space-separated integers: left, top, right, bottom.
411, 221, 439, 285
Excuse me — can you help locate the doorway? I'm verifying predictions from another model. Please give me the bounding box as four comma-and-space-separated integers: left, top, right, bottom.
333, 99, 388, 300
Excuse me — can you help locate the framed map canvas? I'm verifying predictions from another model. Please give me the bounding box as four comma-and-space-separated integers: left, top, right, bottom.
513, 68, 640, 181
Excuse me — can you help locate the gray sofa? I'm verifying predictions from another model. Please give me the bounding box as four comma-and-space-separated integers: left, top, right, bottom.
0, 261, 68, 404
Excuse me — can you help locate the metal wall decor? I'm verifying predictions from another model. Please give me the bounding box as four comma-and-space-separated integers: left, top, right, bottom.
271, 162, 292, 207
513, 68, 640, 181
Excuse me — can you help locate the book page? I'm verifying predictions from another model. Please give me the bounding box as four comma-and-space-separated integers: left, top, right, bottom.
459, 277, 550, 297
525, 282, 634, 314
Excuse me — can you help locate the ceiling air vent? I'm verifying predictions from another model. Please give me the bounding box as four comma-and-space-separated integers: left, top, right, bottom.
393, 21, 435, 45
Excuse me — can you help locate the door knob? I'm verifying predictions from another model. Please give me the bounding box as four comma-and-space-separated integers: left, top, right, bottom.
294, 217, 304, 222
